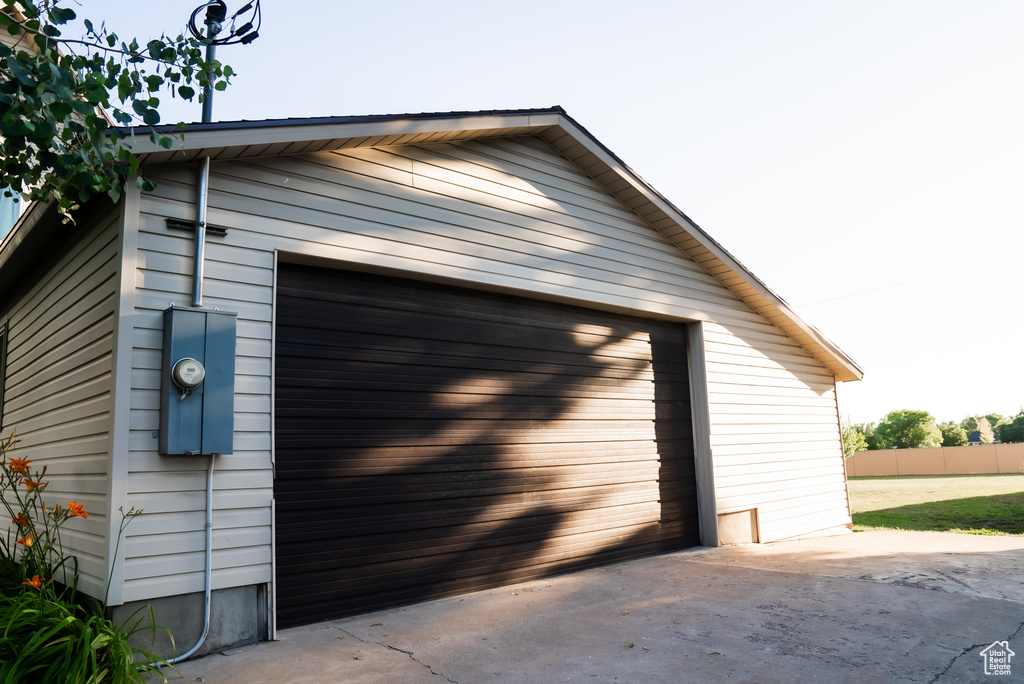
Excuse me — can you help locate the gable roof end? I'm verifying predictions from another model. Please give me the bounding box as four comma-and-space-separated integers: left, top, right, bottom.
127, 107, 863, 382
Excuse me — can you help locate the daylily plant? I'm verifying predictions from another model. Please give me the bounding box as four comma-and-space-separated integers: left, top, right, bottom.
0, 433, 89, 592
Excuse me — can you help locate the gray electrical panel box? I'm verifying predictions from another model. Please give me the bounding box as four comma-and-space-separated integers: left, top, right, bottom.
159, 307, 237, 455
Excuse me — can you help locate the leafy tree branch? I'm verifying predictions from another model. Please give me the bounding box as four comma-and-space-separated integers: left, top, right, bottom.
0, 1, 234, 220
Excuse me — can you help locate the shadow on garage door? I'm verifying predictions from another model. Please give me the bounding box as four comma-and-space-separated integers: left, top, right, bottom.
273, 263, 700, 626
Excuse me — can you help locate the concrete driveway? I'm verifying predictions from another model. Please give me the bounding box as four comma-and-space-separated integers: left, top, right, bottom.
167, 531, 1024, 683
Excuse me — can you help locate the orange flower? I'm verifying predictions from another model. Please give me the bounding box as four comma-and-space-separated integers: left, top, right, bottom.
11, 512, 31, 527
22, 574, 44, 589
66, 502, 88, 519
8, 458, 31, 475
15, 534, 34, 547
22, 478, 46, 491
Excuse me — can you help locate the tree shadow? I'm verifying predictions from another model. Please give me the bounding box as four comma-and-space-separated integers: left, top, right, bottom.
853, 493, 1024, 535
273, 264, 700, 625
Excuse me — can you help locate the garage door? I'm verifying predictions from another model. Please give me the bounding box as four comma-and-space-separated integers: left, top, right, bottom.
273, 263, 699, 626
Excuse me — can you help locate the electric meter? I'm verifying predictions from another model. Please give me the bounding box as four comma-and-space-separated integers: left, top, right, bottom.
171, 357, 206, 390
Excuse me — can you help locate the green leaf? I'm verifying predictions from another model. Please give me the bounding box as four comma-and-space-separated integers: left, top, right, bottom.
177, 85, 195, 99
49, 7, 77, 25
7, 58, 39, 87
158, 135, 174, 150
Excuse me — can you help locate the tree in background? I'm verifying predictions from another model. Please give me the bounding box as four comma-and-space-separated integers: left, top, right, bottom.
938, 421, 968, 447
976, 417, 995, 444
852, 422, 882, 450
841, 422, 868, 457
961, 416, 980, 434
998, 411, 1024, 444
875, 410, 941, 449
0, 1, 236, 220
986, 413, 1005, 430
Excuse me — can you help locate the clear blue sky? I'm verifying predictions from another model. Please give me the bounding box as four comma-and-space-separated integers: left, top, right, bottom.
76, 0, 1024, 425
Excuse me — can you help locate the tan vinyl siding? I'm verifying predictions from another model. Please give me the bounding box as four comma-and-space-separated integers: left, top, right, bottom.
0, 210, 120, 595
121, 203, 274, 602
124, 133, 847, 600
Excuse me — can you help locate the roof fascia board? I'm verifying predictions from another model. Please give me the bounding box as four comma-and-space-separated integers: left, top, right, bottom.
552, 115, 864, 382
128, 111, 563, 158
0, 198, 53, 272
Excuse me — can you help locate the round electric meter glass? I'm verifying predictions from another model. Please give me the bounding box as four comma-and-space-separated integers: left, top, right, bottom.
171, 357, 206, 390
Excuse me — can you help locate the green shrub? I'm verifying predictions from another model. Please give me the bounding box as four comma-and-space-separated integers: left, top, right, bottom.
0, 434, 175, 682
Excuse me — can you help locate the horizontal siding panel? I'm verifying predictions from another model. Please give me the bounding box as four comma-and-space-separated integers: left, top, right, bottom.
761, 516, 852, 543
127, 526, 271, 558
715, 457, 847, 480
124, 546, 270, 582
710, 422, 841, 436
123, 450, 271, 473
122, 564, 272, 603
6, 289, 116, 381
4, 355, 112, 417
706, 370, 835, 393
712, 448, 841, 468
714, 463, 845, 489
717, 475, 846, 508
7, 272, 117, 371
711, 440, 843, 457
6, 435, 108, 463
5, 322, 113, 396
6, 226, 118, 334
433, 139, 637, 218
0, 210, 119, 598
127, 470, 270, 494
208, 170, 751, 318
126, 489, 272, 514
704, 350, 834, 378
127, 507, 272, 537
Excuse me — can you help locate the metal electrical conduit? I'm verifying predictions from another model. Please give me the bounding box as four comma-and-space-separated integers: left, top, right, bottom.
151, 453, 215, 668
170, 0, 223, 664
191, 156, 212, 308
166, 0, 262, 664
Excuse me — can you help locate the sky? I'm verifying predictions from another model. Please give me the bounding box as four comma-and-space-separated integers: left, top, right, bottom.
67, 0, 1024, 425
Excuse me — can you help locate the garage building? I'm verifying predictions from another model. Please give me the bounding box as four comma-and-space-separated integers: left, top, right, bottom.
0, 107, 862, 653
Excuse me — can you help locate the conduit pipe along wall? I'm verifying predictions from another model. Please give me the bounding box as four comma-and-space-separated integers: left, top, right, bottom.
191, 155, 212, 308
178, 0, 225, 663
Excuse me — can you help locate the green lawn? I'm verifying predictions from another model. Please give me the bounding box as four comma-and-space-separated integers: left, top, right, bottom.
847, 474, 1024, 535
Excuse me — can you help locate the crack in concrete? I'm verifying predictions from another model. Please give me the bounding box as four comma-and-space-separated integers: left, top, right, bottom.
929, 619, 1024, 683
336, 628, 458, 683
931, 568, 972, 590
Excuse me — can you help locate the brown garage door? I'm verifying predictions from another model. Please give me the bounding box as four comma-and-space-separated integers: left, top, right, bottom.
273, 263, 699, 626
